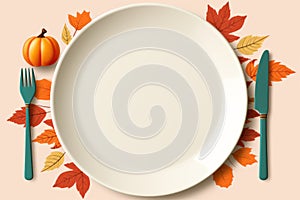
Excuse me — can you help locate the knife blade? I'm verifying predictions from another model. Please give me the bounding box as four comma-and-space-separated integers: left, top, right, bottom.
254, 50, 269, 180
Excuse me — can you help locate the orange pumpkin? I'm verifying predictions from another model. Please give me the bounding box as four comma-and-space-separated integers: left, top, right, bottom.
23, 28, 60, 67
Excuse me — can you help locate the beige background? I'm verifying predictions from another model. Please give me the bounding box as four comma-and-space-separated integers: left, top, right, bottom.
1, 0, 299, 199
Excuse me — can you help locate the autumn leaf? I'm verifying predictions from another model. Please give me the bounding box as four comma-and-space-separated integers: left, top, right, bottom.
245, 108, 260, 123
213, 163, 233, 188
232, 147, 257, 166
245, 59, 257, 80
7, 104, 47, 127
53, 162, 90, 198
42, 151, 65, 172
246, 60, 295, 85
35, 79, 51, 100
237, 128, 260, 147
237, 35, 269, 55
62, 23, 72, 45
268, 61, 296, 84
32, 129, 61, 149
238, 56, 250, 64
44, 119, 54, 128
247, 109, 260, 119
206, 2, 246, 42
68, 10, 91, 36
246, 81, 252, 88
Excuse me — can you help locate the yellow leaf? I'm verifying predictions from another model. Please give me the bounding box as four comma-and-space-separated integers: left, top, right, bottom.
237, 35, 268, 55
62, 24, 72, 45
41, 151, 65, 172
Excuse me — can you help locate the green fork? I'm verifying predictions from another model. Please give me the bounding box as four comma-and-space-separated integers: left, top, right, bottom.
20, 68, 36, 180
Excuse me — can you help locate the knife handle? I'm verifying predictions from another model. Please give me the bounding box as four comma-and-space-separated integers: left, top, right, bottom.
259, 115, 268, 180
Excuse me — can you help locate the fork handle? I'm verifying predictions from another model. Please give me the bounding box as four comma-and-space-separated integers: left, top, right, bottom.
25, 105, 33, 180
259, 116, 268, 180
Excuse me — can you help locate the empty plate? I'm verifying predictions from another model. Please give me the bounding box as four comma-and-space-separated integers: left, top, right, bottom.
51, 4, 247, 196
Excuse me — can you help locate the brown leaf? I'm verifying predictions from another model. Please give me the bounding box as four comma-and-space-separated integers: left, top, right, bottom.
7, 104, 47, 127
213, 163, 233, 188
35, 79, 51, 100
32, 129, 61, 149
232, 147, 257, 166
53, 162, 90, 198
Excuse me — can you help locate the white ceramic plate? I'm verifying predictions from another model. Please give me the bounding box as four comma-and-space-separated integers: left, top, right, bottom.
51, 4, 247, 196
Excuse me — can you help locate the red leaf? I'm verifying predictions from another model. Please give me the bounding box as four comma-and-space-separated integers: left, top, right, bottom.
238, 56, 250, 64
218, 2, 230, 20
246, 81, 252, 88
247, 109, 260, 119
53, 163, 90, 198
44, 119, 54, 128
224, 34, 240, 42
65, 162, 80, 172
206, 2, 246, 42
53, 171, 78, 188
237, 128, 260, 147
7, 104, 47, 127
76, 171, 90, 198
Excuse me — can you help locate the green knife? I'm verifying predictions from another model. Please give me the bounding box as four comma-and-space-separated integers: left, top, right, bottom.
254, 50, 269, 180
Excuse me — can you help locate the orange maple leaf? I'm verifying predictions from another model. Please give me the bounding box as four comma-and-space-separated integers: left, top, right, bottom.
32, 129, 61, 149
246, 60, 295, 85
232, 147, 256, 166
35, 79, 51, 100
206, 2, 246, 42
53, 162, 90, 198
68, 10, 91, 34
213, 163, 233, 188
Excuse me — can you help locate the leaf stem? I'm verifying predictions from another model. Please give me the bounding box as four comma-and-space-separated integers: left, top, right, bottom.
73, 29, 77, 37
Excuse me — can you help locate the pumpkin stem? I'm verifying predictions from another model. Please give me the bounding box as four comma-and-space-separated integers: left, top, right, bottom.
37, 28, 47, 38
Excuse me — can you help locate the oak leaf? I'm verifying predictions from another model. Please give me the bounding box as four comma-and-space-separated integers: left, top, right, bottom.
35, 79, 51, 100
246, 60, 295, 85
32, 129, 61, 149
53, 162, 90, 198
232, 147, 257, 166
41, 151, 65, 172
213, 163, 233, 188
237, 35, 269, 55
237, 128, 260, 147
68, 11, 91, 32
7, 104, 47, 127
206, 2, 246, 42
44, 119, 54, 128
62, 23, 72, 45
